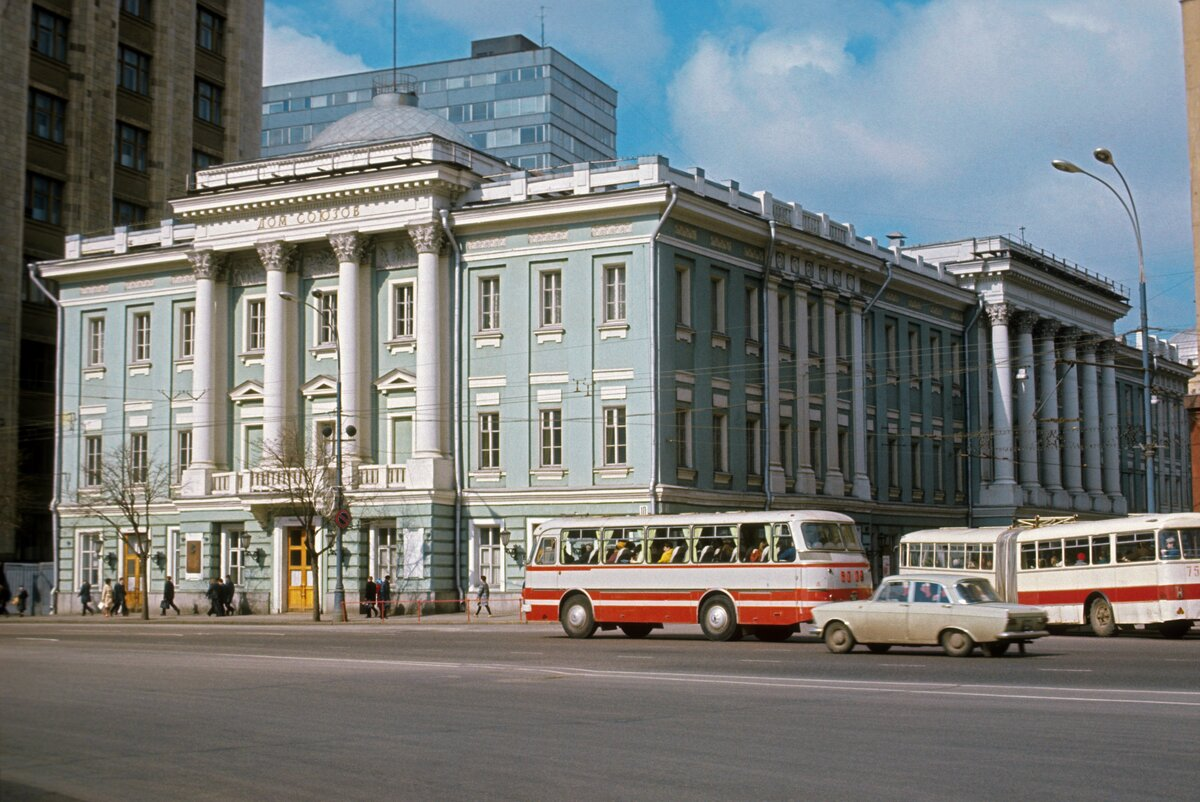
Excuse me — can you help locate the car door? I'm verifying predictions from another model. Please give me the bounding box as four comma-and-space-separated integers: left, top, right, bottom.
906, 581, 950, 644
856, 579, 910, 642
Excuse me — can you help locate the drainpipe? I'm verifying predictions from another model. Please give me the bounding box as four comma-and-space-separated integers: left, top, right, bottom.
962, 298, 985, 527
439, 209, 465, 604
27, 264, 62, 614
648, 185, 678, 514
762, 220, 777, 510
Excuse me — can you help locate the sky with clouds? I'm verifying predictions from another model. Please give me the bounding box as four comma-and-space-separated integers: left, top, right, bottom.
264, 0, 1196, 336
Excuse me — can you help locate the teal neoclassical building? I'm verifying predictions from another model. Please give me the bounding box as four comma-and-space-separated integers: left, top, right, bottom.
39, 87, 1192, 615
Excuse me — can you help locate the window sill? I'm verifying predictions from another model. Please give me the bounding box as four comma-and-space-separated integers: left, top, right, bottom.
310, 344, 337, 360
714, 472, 732, 487
598, 322, 628, 340
676, 467, 697, 482
386, 337, 416, 354
469, 469, 504, 483
711, 332, 729, 350
594, 465, 632, 479
127, 361, 151, 376
675, 324, 694, 344
474, 331, 502, 348
239, 351, 264, 366
747, 475, 763, 488
83, 366, 106, 381
530, 468, 567, 481
535, 326, 564, 344
745, 339, 760, 358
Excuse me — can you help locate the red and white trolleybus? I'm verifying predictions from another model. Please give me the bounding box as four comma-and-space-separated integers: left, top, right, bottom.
522, 510, 873, 641
899, 513, 1200, 638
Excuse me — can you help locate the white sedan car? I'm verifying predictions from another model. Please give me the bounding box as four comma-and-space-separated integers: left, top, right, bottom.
811, 574, 1049, 657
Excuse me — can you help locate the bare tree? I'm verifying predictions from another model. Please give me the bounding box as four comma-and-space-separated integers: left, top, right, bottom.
75, 443, 171, 621
259, 427, 341, 622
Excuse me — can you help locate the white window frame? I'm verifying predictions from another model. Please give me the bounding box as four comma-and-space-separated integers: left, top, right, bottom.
316, 290, 338, 347
479, 412, 500, 470
245, 296, 266, 352
539, 269, 562, 328
168, 527, 183, 581
177, 429, 192, 483
746, 286, 760, 343
711, 276, 727, 334
479, 276, 501, 332
603, 406, 627, 466
713, 410, 729, 473
540, 407, 562, 468
78, 530, 102, 587
746, 415, 762, 477
374, 526, 400, 580
130, 431, 148, 482
84, 435, 103, 486
676, 407, 693, 469
778, 291, 791, 350
177, 306, 195, 360
604, 263, 626, 323
676, 263, 692, 327
474, 522, 505, 591
390, 279, 415, 340
222, 527, 245, 585
86, 315, 106, 367
131, 310, 151, 363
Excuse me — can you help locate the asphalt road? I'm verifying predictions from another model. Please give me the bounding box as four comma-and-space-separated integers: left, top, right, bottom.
1, 618, 1197, 801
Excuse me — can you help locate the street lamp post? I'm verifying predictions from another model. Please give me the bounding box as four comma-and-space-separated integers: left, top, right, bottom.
1052, 148, 1155, 513
280, 289, 347, 616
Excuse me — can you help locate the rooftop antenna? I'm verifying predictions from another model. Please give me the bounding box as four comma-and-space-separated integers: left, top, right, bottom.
539, 5, 546, 47
392, 0, 398, 87
1019, 225, 1026, 244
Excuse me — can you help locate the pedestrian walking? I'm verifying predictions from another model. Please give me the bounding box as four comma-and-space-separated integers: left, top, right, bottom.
112, 577, 127, 616
100, 578, 113, 617
0, 579, 8, 616
161, 576, 181, 615
78, 580, 94, 615
475, 576, 491, 617
379, 575, 390, 620
222, 575, 236, 616
363, 575, 376, 617
16, 585, 29, 616
206, 577, 223, 616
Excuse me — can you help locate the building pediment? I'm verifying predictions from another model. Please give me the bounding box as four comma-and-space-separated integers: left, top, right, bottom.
229, 380, 264, 403
301, 375, 338, 397
375, 368, 416, 394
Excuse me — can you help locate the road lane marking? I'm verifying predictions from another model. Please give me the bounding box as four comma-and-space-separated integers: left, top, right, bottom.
739, 659, 782, 664
15, 637, 59, 642
878, 663, 926, 668
1039, 668, 1092, 673
616, 655, 655, 659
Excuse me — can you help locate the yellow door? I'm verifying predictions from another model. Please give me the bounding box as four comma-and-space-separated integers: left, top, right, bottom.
287, 528, 313, 611
124, 548, 143, 612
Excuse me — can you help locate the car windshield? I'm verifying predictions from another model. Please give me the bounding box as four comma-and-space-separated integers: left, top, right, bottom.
955, 578, 1000, 604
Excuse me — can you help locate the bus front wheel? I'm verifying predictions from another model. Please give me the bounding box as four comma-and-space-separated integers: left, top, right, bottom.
699, 597, 739, 641
1088, 597, 1117, 637
560, 596, 598, 639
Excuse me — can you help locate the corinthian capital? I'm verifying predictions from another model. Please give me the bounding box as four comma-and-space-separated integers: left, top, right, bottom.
408, 223, 445, 255
1012, 310, 1037, 335
1035, 319, 1061, 340
188, 249, 226, 281
985, 302, 1012, 327
329, 231, 368, 264
255, 240, 297, 273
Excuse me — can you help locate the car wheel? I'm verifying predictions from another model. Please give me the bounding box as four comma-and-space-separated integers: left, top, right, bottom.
866, 644, 891, 654
699, 597, 739, 642
823, 621, 856, 654
560, 595, 598, 639
1088, 597, 1117, 637
940, 629, 975, 657
751, 625, 795, 642
618, 623, 653, 639
1157, 621, 1191, 639
982, 641, 1011, 657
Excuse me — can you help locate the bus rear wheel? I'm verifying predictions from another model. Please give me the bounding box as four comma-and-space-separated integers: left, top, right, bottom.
619, 623, 653, 638
751, 625, 795, 642
699, 597, 739, 642
560, 596, 598, 639
1088, 597, 1117, 637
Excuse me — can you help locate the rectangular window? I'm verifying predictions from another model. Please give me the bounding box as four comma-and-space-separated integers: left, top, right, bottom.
121, 0, 149, 19
746, 415, 761, 476
392, 282, 414, 339
675, 263, 692, 327
539, 408, 562, 468
131, 311, 151, 362
25, 172, 63, 225
479, 276, 500, 331
909, 327, 921, 381
31, 6, 69, 61
178, 307, 194, 359
781, 422, 793, 477
778, 292, 791, 349
479, 412, 500, 470
226, 529, 244, 585
118, 46, 151, 95
711, 276, 726, 334
115, 122, 149, 172
713, 411, 729, 473
604, 264, 626, 323
130, 432, 148, 483
246, 299, 265, 352
84, 435, 103, 486
930, 332, 943, 380
28, 89, 66, 143
242, 425, 263, 470
885, 321, 899, 376
177, 429, 192, 483
376, 527, 400, 579
676, 408, 693, 469
86, 316, 105, 366
79, 533, 101, 587
390, 417, 413, 464
746, 286, 760, 342
197, 7, 225, 54
195, 79, 223, 125
604, 406, 627, 465
835, 309, 848, 359
113, 200, 147, 227
478, 526, 503, 587
317, 291, 337, 346
192, 149, 221, 171
540, 270, 562, 327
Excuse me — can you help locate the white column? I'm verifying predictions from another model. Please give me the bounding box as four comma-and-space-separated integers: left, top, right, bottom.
183, 249, 225, 495
1078, 340, 1105, 508
257, 241, 296, 453
821, 291, 844, 496
982, 303, 1018, 506
406, 222, 453, 489
765, 280, 785, 494
794, 288, 816, 493
329, 232, 368, 469
1099, 341, 1125, 513
1058, 329, 1086, 507
1036, 320, 1067, 507
850, 300, 871, 499
1013, 311, 1042, 503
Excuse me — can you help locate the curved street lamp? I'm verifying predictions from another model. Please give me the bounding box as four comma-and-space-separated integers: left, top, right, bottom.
1052, 149, 1155, 512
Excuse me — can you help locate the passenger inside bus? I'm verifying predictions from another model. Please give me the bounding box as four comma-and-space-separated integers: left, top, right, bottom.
1073, 551, 1089, 566
777, 537, 796, 561
716, 540, 735, 563
1160, 534, 1181, 560
749, 539, 769, 562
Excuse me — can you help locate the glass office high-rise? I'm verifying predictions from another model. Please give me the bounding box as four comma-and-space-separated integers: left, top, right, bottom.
262, 34, 617, 168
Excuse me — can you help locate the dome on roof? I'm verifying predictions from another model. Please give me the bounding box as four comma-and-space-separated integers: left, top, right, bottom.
307, 90, 473, 151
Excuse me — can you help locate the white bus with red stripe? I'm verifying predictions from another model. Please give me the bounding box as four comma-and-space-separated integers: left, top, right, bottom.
521, 510, 873, 641
899, 514, 1200, 638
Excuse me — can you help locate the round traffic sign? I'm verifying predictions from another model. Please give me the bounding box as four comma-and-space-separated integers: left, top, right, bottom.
334, 508, 352, 529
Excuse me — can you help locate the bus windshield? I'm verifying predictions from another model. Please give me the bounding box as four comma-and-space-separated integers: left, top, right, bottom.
800, 522, 860, 551
1160, 529, 1200, 560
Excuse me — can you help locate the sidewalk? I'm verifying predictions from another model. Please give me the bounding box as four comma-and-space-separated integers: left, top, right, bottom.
0, 608, 534, 626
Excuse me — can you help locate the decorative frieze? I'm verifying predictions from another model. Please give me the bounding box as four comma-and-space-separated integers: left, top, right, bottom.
673, 222, 697, 241
529, 229, 569, 244
465, 236, 507, 252
590, 223, 632, 237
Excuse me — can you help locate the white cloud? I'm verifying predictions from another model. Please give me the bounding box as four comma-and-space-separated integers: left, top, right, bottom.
263, 23, 372, 85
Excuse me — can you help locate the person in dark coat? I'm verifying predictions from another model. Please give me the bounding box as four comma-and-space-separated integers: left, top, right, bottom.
112, 577, 127, 616
474, 576, 491, 617
206, 577, 223, 616
78, 580, 94, 615
16, 586, 29, 616
161, 576, 180, 615
221, 575, 236, 616
363, 575, 376, 617
379, 575, 391, 620
0, 578, 8, 615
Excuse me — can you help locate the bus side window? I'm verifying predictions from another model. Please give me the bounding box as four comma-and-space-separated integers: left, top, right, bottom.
1038, 540, 1063, 568
1065, 537, 1089, 566
1091, 536, 1111, 565
534, 536, 557, 565
1020, 543, 1037, 570
1181, 529, 1200, 559
775, 529, 796, 562
1117, 533, 1153, 563
981, 546, 994, 571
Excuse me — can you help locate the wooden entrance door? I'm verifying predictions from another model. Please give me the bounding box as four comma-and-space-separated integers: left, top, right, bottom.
287, 528, 313, 611
124, 547, 143, 612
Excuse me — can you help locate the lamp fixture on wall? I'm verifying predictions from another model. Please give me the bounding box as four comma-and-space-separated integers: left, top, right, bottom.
153, 551, 166, 569
499, 528, 525, 567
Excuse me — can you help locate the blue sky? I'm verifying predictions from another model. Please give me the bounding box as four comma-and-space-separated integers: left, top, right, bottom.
264, 0, 1196, 337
